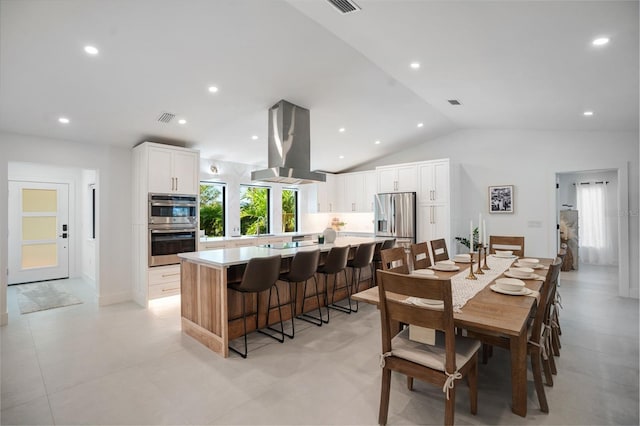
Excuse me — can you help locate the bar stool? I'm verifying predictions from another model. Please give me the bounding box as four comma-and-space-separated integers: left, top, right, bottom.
279, 249, 323, 337
346, 242, 376, 312
227, 254, 283, 358
316, 245, 350, 320
371, 239, 395, 285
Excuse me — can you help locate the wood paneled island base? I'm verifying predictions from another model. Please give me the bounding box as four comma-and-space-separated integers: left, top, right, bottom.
178, 238, 381, 358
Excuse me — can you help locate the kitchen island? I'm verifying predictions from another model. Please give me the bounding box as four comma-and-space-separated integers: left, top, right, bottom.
178, 237, 381, 357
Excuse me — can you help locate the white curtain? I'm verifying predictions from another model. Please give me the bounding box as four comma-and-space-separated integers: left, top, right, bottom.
576, 183, 616, 265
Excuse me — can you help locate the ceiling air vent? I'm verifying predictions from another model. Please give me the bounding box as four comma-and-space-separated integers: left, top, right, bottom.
447, 100, 462, 105
157, 112, 176, 123
326, 0, 361, 14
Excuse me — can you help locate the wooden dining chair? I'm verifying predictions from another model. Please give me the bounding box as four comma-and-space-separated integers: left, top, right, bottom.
549, 245, 567, 358
380, 247, 409, 274
429, 238, 449, 263
410, 242, 432, 270
376, 270, 480, 425
468, 257, 563, 413
488, 236, 525, 258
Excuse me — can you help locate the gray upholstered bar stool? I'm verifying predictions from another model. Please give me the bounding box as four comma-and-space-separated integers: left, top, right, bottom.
227, 254, 283, 358
371, 238, 396, 285
278, 249, 323, 338
316, 245, 350, 320
346, 242, 376, 312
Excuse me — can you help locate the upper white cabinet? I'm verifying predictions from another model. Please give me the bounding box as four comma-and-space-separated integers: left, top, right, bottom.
146, 144, 199, 195
341, 171, 376, 212
418, 160, 449, 204
377, 163, 418, 193
316, 173, 338, 213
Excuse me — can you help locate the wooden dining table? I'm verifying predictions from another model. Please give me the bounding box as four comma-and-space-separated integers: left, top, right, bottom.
352, 255, 551, 418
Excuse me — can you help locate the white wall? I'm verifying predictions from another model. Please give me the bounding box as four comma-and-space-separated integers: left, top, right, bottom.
1, 132, 133, 324
354, 129, 639, 298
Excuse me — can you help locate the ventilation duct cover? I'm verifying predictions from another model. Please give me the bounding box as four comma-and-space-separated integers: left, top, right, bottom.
326, 0, 361, 14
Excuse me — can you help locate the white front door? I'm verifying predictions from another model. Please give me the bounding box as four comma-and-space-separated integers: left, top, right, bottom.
8, 181, 70, 284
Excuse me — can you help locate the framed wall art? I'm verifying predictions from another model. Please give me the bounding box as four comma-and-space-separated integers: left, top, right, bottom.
489, 185, 514, 213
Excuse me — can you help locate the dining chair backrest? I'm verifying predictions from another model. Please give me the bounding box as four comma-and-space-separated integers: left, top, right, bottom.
380, 247, 409, 274
489, 236, 525, 257
285, 249, 320, 282
429, 238, 449, 263
236, 255, 282, 293
321, 245, 350, 274
410, 242, 431, 270
376, 270, 456, 372
531, 257, 562, 339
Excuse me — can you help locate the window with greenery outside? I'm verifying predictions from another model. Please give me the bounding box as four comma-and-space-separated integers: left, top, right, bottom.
240, 185, 269, 235
282, 188, 297, 233
200, 183, 224, 237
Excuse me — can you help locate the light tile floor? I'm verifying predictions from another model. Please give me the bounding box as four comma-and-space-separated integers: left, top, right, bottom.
1, 265, 638, 425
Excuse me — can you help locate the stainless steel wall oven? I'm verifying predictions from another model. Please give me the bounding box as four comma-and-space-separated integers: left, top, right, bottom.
148, 193, 197, 267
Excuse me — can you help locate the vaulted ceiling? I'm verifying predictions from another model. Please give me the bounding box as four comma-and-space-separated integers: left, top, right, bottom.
1, 0, 637, 173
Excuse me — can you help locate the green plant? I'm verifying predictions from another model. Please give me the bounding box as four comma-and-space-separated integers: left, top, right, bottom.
455, 227, 480, 251
240, 186, 268, 235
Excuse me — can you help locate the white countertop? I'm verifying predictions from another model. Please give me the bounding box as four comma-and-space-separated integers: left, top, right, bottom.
180, 237, 383, 268
199, 232, 315, 243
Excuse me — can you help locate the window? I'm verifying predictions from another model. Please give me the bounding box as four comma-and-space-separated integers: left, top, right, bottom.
200, 182, 225, 237
240, 185, 270, 235
576, 182, 615, 265
282, 188, 298, 233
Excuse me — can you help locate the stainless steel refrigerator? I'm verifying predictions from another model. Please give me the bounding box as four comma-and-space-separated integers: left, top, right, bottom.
374, 192, 416, 246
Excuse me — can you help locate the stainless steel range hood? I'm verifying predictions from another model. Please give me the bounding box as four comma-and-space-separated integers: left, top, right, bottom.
251, 100, 326, 184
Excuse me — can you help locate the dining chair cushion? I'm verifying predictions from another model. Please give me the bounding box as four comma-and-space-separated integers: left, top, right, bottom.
390, 328, 481, 372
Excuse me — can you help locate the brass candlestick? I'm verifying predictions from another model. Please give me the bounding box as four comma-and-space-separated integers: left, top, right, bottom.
482, 244, 491, 270
466, 251, 477, 280
475, 246, 484, 275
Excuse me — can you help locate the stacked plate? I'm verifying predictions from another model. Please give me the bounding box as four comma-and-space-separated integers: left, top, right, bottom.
491, 278, 532, 295
494, 250, 516, 258
505, 267, 535, 279
516, 258, 541, 268
412, 268, 435, 276
453, 254, 472, 263
432, 260, 460, 271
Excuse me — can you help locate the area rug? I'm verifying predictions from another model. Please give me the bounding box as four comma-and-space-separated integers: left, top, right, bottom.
16, 281, 83, 314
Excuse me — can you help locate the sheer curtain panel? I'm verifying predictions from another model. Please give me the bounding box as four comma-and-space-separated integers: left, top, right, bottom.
576, 182, 616, 265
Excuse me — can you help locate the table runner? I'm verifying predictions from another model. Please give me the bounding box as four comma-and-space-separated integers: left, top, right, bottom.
448, 255, 516, 312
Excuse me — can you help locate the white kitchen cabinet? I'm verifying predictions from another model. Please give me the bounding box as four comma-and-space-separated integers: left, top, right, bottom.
316, 173, 338, 212
147, 144, 199, 195
147, 265, 181, 299
418, 160, 449, 204
377, 164, 418, 193
417, 204, 450, 250
341, 171, 376, 212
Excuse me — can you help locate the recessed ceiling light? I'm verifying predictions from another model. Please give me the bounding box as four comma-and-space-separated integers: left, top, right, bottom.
583, 111, 594, 116
374, 140, 381, 145
84, 45, 99, 55
339, 127, 346, 133
410, 62, 420, 69
251, 135, 258, 140
58, 117, 70, 124
339, 155, 345, 159
592, 37, 610, 46
208, 86, 219, 93
417, 122, 424, 128
178, 119, 187, 125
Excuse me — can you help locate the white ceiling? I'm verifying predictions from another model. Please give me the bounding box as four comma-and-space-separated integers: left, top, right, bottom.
1, 0, 637, 173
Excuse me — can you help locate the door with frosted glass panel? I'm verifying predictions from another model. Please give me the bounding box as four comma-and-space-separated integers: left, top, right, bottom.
8, 182, 69, 284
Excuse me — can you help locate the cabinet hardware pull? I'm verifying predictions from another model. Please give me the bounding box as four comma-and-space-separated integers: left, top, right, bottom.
175, 177, 178, 191
162, 287, 179, 292
161, 273, 181, 277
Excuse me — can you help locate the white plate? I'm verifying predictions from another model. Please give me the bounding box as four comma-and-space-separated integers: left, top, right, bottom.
504, 271, 544, 280
412, 268, 435, 276
454, 258, 473, 264
490, 284, 533, 296
513, 262, 545, 269
431, 264, 460, 271
491, 254, 518, 259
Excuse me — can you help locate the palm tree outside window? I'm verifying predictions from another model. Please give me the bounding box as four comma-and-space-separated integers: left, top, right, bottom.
240, 185, 270, 235
200, 182, 225, 237
282, 188, 298, 233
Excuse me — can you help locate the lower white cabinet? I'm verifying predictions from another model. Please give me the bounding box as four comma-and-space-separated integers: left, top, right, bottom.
417, 204, 450, 250
148, 265, 181, 299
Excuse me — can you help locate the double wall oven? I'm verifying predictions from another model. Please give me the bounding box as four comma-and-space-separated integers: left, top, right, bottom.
148, 193, 197, 267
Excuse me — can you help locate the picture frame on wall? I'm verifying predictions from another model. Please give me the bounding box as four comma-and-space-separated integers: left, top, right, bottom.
489, 185, 514, 214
